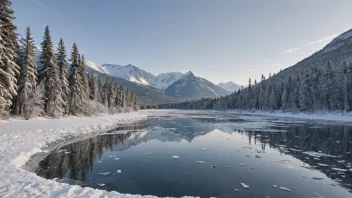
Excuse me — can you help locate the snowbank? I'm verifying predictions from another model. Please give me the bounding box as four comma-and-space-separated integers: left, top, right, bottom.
226, 110, 352, 122
0, 112, 190, 198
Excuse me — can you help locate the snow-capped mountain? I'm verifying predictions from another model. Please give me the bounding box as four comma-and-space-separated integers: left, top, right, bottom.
154, 72, 184, 89
217, 81, 241, 93
101, 64, 155, 86
165, 71, 229, 100
86, 62, 183, 89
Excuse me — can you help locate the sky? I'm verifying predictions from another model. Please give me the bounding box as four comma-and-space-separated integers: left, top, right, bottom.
11, 0, 352, 85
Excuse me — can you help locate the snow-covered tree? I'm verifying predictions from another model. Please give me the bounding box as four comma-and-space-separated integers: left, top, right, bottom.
37, 26, 64, 117
89, 71, 97, 101
56, 38, 69, 114
299, 71, 311, 111
80, 54, 89, 103
16, 27, 37, 115
68, 43, 82, 115
25, 82, 45, 119
0, 0, 20, 119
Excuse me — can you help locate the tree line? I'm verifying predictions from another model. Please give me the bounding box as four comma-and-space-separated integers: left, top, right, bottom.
158, 59, 352, 113
0, 1, 138, 119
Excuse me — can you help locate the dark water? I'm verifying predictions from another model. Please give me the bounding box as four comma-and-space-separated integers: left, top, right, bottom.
34, 111, 352, 198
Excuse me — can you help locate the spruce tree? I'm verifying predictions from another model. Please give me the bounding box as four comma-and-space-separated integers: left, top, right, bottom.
80, 54, 89, 103
16, 27, 37, 115
56, 38, 69, 114
0, 0, 20, 118
37, 26, 64, 117
68, 43, 82, 115
89, 71, 97, 101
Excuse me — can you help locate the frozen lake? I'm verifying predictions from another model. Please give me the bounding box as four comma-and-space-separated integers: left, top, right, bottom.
31, 110, 352, 197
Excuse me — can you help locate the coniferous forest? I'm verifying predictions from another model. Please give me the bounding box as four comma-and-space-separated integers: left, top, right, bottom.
0, 1, 138, 120
158, 59, 352, 113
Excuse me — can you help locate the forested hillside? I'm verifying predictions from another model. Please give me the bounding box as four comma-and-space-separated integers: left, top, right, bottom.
159, 30, 352, 113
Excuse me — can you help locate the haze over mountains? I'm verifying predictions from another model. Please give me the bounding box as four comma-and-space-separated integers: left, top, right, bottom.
85, 61, 235, 102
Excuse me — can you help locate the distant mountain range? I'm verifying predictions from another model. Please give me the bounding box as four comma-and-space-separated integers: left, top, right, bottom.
86, 62, 235, 102
165, 71, 229, 99
217, 81, 241, 93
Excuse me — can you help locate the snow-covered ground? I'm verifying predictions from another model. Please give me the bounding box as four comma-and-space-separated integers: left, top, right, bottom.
0, 112, 184, 198
226, 110, 352, 122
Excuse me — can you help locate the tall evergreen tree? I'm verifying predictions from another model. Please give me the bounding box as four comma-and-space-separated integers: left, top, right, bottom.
68, 43, 82, 115
56, 38, 69, 114
16, 27, 37, 115
0, 0, 20, 118
89, 71, 97, 101
80, 54, 89, 103
37, 26, 64, 117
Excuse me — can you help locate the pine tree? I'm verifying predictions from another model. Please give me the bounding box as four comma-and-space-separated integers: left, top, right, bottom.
299, 71, 311, 111
89, 71, 97, 101
37, 26, 64, 117
97, 73, 102, 103
56, 38, 69, 114
16, 27, 37, 115
0, 0, 20, 118
80, 54, 89, 103
68, 43, 82, 115
322, 60, 337, 110
341, 61, 350, 112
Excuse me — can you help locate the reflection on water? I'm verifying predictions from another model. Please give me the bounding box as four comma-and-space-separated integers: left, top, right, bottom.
34, 113, 352, 198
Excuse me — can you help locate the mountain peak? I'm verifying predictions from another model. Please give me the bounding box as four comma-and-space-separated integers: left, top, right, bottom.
184, 71, 194, 77
217, 81, 241, 93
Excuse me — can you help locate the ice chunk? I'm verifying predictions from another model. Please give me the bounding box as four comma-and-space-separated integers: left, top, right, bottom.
255, 155, 261, 158
211, 165, 217, 168
65, 152, 71, 154
97, 161, 102, 163
117, 170, 122, 174
279, 187, 292, 192
114, 158, 119, 160
317, 163, 329, 167
171, 155, 180, 159
101, 172, 111, 176
235, 189, 239, 192
313, 193, 324, 197
241, 183, 250, 189
145, 152, 152, 155
239, 164, 246, 166
331, 168, 347, 172
196, 161, 205, 164
96, 183, 105, 187
201, 148, 206, 151
273, 185, 277, 188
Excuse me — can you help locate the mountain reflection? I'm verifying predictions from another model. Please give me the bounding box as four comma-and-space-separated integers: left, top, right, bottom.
35, 118, 352, 191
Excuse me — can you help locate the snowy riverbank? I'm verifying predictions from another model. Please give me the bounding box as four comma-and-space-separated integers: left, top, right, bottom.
225, 110, 352, 122
0, 112, 177, 198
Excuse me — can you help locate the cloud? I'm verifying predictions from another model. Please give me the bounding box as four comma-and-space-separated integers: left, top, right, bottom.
284, 33, 339, 53
301, 34, 339, 47
284, 47, 300, 53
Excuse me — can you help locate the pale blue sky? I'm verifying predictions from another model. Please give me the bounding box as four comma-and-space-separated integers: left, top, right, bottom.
12, 0, 352, 85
